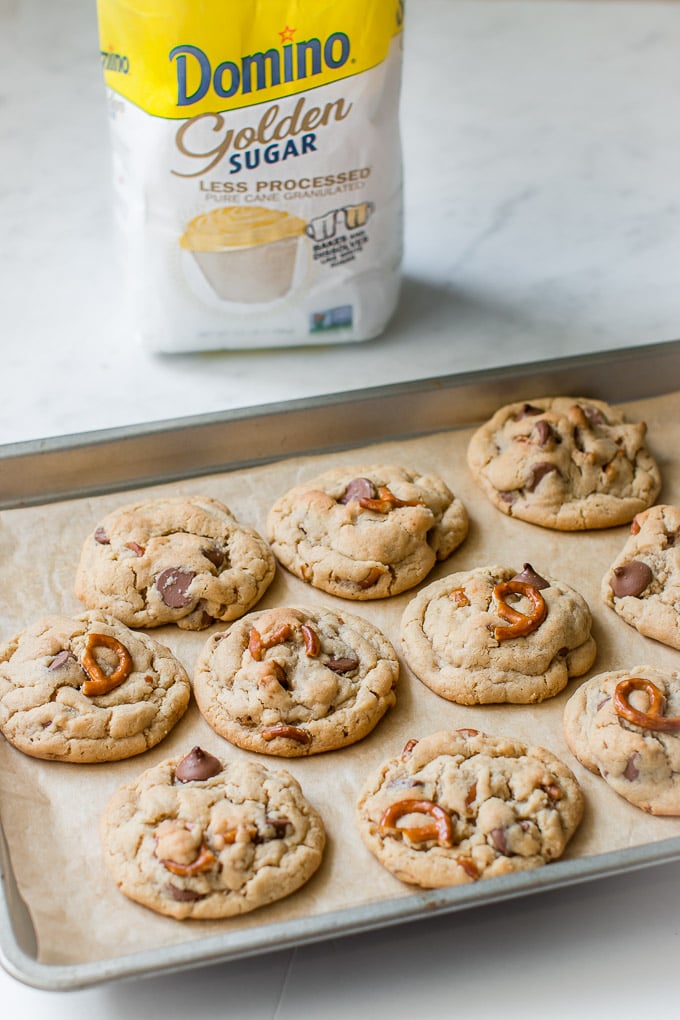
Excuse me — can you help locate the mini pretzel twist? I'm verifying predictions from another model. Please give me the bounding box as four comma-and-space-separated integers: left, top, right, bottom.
614, 677, 680, 733
261, 723, 312, 745
492, 580, 547, 641
160, 843, 217, 877
359, 485, 424, 514
80, 632, 133, 696
378, 799, 454, 847
248, 622, 321, 660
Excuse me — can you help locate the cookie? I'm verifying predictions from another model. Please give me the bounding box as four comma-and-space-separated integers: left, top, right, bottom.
400, 563, 596, 704
601, 504, 680, 650
563, 665, 680, 815
193, 606, 399, 756
75, 496, 275, 630
100, 746, 325, 919
356, 729, 584, 888
466, 396, 661, 530
266, 464, 468, 600
0, 611, 190, 762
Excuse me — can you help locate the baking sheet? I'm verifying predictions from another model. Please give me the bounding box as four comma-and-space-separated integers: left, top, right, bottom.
1, 349, 680, 989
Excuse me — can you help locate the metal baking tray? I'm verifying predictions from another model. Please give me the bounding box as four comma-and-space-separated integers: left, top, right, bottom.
2, 338, 680, 991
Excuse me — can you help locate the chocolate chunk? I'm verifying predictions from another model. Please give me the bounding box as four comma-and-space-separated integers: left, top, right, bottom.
610, 561, 653, 598
511, 563, 550, 589
265, 816, 291, 838
526, 462, 559, 492
515, 403, 544, 419
581, 404, 607, 427
165, 884, 205, 902
175, 746, 222, 783
338, 477, 377, 504
48, 649, 75, 671
623, 752, 640, 782
94, 527, 110, 545
490, 828, 508, 854
325, 656, 359, 674
532, 420, 554, 447
156, 567, 196, 607
202, 545, 225, 569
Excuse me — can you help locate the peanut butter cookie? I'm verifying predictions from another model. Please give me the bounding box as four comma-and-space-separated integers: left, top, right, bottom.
467, 396, 661, 530
563, 665, 680, 815
356, 729, 584, 888
193, 606, 399, 756
601, 504, 680, 649
75, 496, 275, 630
400, 563, 596, 704
100, 747, 325, 919
0, 611, 190, 762
266, 464, 468, 600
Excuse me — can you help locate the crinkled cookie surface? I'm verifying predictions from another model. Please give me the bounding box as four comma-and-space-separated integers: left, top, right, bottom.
266, 464, 468, 599
467, 396, 661, 530
75, 496, 275, 630
601, 504, 680, 649
400, 563, 596, 704
563, 665, 680, 815
193, 605, 399, 756
0, 611, 190, 762
356, 729, 584, 888
100, 748, 326, 919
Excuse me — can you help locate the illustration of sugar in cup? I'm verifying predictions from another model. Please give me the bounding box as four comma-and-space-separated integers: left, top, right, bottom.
342, 202, 375, 230
180, 206, 307, 303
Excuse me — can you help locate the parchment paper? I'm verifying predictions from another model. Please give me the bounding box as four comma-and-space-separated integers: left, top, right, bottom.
1, 390, 679, 967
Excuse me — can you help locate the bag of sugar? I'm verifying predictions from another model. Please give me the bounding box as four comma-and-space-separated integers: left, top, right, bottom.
97, 0, 404, 351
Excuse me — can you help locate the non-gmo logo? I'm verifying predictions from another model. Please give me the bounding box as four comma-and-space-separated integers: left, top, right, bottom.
170, 30, 351, 107
101, 50, 130, 74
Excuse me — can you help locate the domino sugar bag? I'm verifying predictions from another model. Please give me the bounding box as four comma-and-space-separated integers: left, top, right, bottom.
97, 0, 405, 351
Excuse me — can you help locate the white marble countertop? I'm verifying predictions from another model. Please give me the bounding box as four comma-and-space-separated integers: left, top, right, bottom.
2, 0, 680, 1016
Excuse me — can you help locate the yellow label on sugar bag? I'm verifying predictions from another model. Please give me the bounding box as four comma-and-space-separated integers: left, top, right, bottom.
96, 1, 405, 352
98, 0, 403, 118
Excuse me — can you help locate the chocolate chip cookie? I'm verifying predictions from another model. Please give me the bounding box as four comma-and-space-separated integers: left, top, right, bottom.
0, 611, 190, 762
400, 563, 596, 704
356, 729, 584, 888
75, 496, 275, 630
467, 396, 661, 530
602, 504, 680, 649
100, 747, 326, 919
563, 665, 680, 815
193, 606, 399, 756
266, 464, 468, 600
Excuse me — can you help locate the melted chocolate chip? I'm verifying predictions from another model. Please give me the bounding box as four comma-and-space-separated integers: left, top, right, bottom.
510, 563, 550, 589
610, 561, 653, 598
526, 462, 559, 492
202, 545, 225, 569
94, 527, 110, 545
265, 816, 291, 838
48, 649, 75, 671
165, 884, 205, 902
175, 746, 222, 783
338, 477, 377, 504
532, 420, 554, 447
623, 752, 640, 782
325, 656, 360, 674
156, 567, 196, 608
515, 403, 544, 419
490, 828, 508, 854
581, 404, 607, 427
